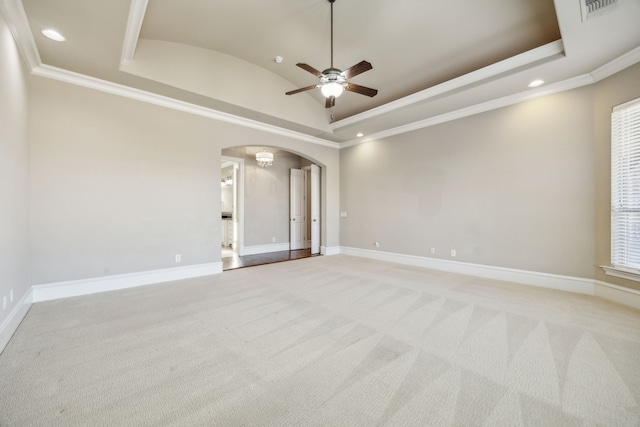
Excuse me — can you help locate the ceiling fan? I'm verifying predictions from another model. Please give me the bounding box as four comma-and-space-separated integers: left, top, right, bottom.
285, 0, 378, 108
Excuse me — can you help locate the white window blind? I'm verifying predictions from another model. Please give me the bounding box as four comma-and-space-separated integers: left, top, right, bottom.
611, 97, 640, 270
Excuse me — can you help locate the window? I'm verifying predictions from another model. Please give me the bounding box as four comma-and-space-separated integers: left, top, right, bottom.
611, 97, 640, 271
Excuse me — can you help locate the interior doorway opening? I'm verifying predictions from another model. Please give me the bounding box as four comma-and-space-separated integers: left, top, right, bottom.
220, 147, 323, 271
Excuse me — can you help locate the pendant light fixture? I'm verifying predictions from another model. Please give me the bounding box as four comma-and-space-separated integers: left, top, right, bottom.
256, 149, 274, 168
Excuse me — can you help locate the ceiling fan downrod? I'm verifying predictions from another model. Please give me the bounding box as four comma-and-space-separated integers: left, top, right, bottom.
329, 0, 335, 69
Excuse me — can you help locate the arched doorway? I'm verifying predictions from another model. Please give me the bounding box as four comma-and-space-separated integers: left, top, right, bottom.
220, 146, 323, 270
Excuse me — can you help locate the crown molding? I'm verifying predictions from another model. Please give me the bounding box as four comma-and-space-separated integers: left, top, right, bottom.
120, 0, 148, 64
32, 65, 340, 149
590, 45, 640, 82
339, 45, 640, 148
331, 40, 565, 131
340, 74, 595, 148
0, 0, 339, 151
5, 0, 638, 152
0, 0, 40, 69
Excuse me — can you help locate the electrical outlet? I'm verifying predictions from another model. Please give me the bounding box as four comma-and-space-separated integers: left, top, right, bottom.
340, 212, 348, 217
430, 248, 435, 254
450, 249, 456, 257
2, 296, 6, 310
374, 242, 380, 248
272, 237, 276, 243
175, 254, 181, 263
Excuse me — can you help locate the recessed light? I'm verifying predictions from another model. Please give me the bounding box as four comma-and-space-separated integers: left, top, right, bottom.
41, 29, 65, 42
528, 79, 544, 88
356, 133, 364, 138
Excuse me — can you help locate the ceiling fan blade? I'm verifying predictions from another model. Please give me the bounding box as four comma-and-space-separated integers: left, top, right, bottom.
342, 60, 372, 79
325, 96, 336, 109
296, 63, 324, 78
345, 83, 378, 97
286, 85, 318, 96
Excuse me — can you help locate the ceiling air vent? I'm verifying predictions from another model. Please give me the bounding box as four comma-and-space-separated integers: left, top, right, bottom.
581, 0, 619, 22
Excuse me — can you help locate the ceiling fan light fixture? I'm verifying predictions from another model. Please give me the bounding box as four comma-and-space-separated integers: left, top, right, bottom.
285, 0, 377, 108
321, 82, 344, 98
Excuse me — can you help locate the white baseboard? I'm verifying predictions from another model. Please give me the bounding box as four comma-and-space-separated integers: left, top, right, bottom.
340, 247, 640, 310
594, 281, 640, 311
32, 262, 222, 303
339, 247, 595, 295
3, 250, 638, 355
0, 288, 34, 355
242, 243, 290, 256
321, 246, 341, 256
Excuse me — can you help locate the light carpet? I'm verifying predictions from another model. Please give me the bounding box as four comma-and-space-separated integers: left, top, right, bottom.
1, 255, 639, 426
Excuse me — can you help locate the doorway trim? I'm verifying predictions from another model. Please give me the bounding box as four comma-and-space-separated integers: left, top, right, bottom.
301, 164, 321, 254
221, 155, 245, 256
289, 168, 306, 250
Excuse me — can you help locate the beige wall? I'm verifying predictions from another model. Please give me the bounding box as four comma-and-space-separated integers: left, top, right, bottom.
30, 77, 221, 284
341, 86, 597, 278
341, 63, 640, 284
14, 13, 638, 290
0, 10, 30, 323
28, 76, 340, 285
594, 63, 640, 290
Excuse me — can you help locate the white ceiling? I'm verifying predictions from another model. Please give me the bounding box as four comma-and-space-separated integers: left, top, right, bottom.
4, 0, 640, 145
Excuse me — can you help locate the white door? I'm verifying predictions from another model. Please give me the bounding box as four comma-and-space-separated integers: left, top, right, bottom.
290, 168, 305, 250
310, 164, 320, 254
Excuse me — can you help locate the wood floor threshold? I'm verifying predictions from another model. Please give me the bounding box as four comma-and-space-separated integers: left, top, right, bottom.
222, 249, 319, 271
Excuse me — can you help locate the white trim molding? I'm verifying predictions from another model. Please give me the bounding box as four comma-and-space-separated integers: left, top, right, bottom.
591, 46, 640, 83
340, 246, 595, 295
120, 0, 149, 64
321, 246, 341, 256
2, 0, 638, 151
341, 247, 640, 310
242, 243, 290, 256
31, 65, 340, 150
1, 262, 222, 353
0, 0, 40, 69
601, 265, 640, 283
4, 251, 638, 355
0, 288, 34, 354
32, 262, 222, 303
340, 74, 595, 148
332, 40, 566, 130
594, 280, 640, 311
